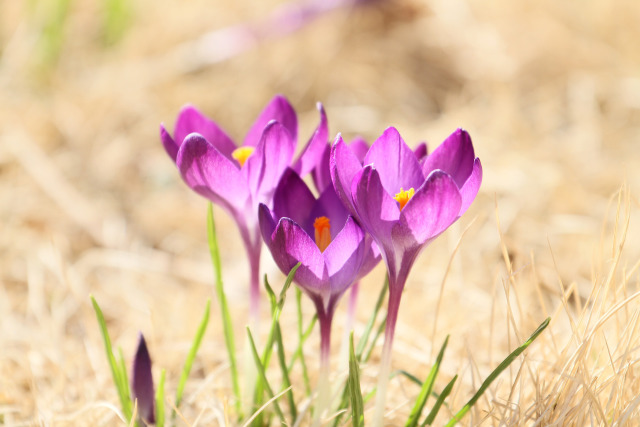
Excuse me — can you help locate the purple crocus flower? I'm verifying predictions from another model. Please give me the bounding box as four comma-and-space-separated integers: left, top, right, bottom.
258, 167, 379, 424
160, 96, 327, 318
330, 127, 482, 424
132, 333, 155, 424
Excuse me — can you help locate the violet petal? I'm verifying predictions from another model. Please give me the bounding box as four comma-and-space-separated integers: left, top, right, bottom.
173, 105, 237, 159
244, 121, 296, 207
323, 216, 366, 299
459, 157, 483, 215
396, 170, 462, 246
273, 168, 316, 226
350, 165, 399, 248
363, 127, 425, 194
293, 103, 329, 176
176, 133, 248, 213
330, 134, 363, 218
421, 128, 475, 188
269, 217, 327, 293
244, 95, 298, 147
160, 124, 179, 162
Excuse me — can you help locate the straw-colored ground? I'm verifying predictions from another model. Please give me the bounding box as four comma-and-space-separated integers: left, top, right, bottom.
2, 0, 640, 425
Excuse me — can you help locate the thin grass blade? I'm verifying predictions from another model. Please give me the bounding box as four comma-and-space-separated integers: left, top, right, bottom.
207, 204, 241, 415
422, 375, 457, 426
348, 332, 364, 427
405, 335, 449, 427
275, 324, 297, 422
155, 369, 166, 427
91, 295, 133, 420
247, 327, 287, 424
175, 299, 211, 408
445, 318, 550, 426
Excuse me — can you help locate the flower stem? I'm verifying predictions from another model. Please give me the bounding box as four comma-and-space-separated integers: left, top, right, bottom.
312, 301, 334, 427
371, 286, 403, 427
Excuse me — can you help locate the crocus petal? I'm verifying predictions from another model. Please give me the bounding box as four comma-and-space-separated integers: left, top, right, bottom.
324, 216, 366, 299
305, 184, 349, 240
177, 133, 248, 212
244, 95, 298, 147
173, 105, 237, 159
351, 165, 399, 247
459, 157, 482, 215
349, 137, 369, 163
132, 333, 155, 424
413, 142, 428, 163
421, 128, 475, 188
357, 236, 382, 281
244, 121, 296, 207
363, 127, 425, 194
268, 217, 327, 294
330, 134, 363, 218
273, 168, 316, 226
396, 170, 462, 246
293, 103, 328, 176
160, 124, 179, 162
312, 144, 332, 193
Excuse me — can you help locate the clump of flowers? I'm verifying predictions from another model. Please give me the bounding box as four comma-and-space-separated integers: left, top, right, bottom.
83, 95, 548, 427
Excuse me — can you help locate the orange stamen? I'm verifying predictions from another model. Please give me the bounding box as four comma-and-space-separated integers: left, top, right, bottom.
393, 187, 415, 211
313, 216, 331, 252
231, 147, 255, 167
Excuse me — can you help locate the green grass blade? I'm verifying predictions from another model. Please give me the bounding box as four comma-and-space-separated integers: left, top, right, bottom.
348, 332, 364, 427
445, 318, 550, 426
355, 277, 388, 359
207, 204, 241, 415
175, 299, 211, 408
247, 327, 287, 424
287, 288, 313, 395
90, 295, 132, 420
275, 324, 297, 422
252, 263, 300, 419
117, 347, 133, 406
334, 278, 388, 426
405, 335, 449, 427
155, 369, 166, 427
363, 314, 387, 363
422, 375, 457, 426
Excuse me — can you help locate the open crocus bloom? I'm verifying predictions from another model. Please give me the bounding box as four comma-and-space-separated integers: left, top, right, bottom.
330, 126, 481, 424
259, 167, 379, 424
259, 168, 379, 325
160, 96, 327, 317
331, 127, 481, 292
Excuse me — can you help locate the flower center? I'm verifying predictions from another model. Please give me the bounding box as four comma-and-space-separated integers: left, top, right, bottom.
231, 147, 255, 167
313, 216, 331, 252
394, 187, 415, 211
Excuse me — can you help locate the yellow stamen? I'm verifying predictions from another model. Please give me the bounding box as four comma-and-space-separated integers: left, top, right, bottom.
393, 187, 415, 211
313, 216, 331, 252
231, 147, 255, 167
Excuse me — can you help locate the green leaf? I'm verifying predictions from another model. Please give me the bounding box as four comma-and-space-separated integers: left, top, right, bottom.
207, 204, 241, 416
445, 318, 550, 426
155, 369, 166, 427
252, 263, 301, 419
405, 335, 449, 427
422, 375, 457, 426
247, 327, 287, 424
90, 296, 132, 420
175, 299, 211, 408
348, 332, 364, 427
275, 324, 297, 422
356, 277, 388, 359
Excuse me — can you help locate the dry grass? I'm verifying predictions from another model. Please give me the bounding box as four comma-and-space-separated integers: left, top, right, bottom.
1, 0, 640, 425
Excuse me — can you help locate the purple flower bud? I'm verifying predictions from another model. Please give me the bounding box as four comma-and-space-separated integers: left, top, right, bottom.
132, 333, 155, 424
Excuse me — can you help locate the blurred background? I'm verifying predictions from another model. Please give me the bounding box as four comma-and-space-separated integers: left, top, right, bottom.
1, 0, 640, 424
